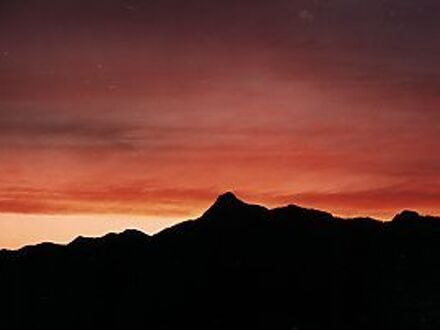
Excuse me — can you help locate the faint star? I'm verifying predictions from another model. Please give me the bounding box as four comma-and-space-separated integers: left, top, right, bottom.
123, 1, 136, 11
298, 9, 314, 23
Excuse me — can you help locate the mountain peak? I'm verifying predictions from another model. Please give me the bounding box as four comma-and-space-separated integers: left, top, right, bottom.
215, 191, 243, 206
392, 210, 421, 223
204, 192, 248, 215
201, 192, 268, 222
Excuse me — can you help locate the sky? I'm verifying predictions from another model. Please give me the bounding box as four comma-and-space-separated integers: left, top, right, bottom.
0, 0, 439, 248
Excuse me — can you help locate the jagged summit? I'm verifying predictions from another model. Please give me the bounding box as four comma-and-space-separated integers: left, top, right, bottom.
204, 192, 248, 213
213, 191, 245, 207
201, 191, 269, 223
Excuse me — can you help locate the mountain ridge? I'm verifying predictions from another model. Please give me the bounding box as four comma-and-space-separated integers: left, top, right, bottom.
1, 192, 435, 253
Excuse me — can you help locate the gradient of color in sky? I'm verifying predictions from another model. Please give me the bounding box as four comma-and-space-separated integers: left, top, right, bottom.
0, 0, 439, 248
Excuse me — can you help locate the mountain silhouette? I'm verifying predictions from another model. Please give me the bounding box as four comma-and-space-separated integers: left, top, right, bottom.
1, 192, 440, 330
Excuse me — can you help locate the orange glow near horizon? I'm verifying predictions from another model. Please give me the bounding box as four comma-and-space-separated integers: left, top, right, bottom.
0, 213, 187, 250
1, 190, 439, 249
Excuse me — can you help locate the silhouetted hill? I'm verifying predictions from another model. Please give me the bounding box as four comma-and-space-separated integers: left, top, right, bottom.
1, 192, 439, 330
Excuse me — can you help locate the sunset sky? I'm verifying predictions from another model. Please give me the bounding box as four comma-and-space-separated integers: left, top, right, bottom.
1, 0, 439, 248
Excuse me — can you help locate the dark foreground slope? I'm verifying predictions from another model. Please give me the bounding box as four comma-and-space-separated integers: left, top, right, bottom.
1, 192, 440, 330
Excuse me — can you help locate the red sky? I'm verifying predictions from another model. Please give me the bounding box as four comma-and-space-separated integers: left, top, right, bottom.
0, 0, 439, 248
